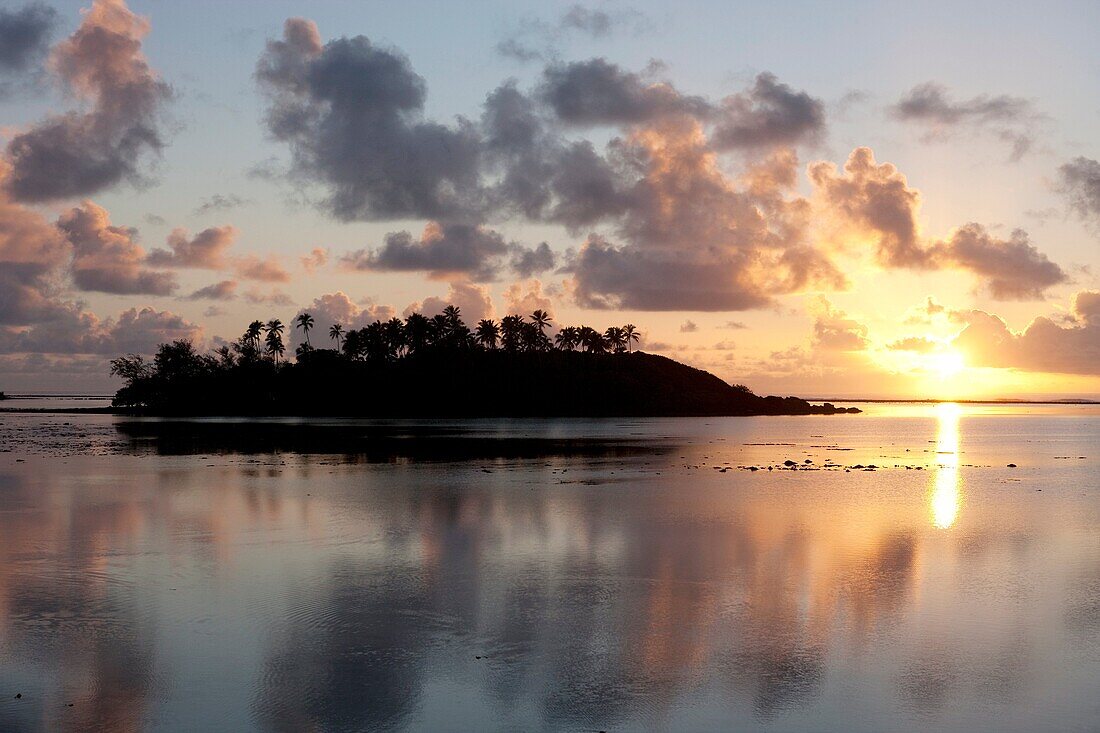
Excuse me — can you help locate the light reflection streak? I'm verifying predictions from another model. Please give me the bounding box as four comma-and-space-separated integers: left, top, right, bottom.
930, 402, 961, 529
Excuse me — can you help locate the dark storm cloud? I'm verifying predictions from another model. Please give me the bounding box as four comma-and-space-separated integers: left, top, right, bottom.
1059, 157, 1100, 232
711, 73, 826, 151
0, 2, 57, 78
255, 18, 482, 222
3, 0, 172, 202
889, 82, 1038, 161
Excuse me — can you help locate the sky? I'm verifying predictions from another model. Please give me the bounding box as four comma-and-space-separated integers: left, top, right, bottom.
0, 0, 1098, 399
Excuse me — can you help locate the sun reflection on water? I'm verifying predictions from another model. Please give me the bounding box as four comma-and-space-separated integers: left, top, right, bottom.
930, 402, 961, 529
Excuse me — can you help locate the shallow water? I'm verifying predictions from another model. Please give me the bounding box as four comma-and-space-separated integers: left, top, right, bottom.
1, 404, 1099, 732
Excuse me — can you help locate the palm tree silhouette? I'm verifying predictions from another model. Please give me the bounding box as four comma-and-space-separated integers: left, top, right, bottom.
329, 323, 344, 350
554, 326, 579, 351
265, 319, 285, 365
245, 320, 264, 350
623, 324, 639, 352
442, 305, 462, 329
605, 326, 626, 352
295, 312, 314, 346
476, 319, 500, 349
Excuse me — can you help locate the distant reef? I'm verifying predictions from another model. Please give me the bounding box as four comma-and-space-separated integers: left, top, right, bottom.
110, 344, 859, 417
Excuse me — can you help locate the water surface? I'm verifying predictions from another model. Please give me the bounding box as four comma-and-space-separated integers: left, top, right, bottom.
1, 404, 1098, 731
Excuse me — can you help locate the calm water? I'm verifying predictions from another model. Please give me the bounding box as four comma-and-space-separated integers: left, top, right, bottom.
0, 405, 1099, 732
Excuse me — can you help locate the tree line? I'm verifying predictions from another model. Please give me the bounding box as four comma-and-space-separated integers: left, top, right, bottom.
228, 307, 641, 366
109, 307, 648, 399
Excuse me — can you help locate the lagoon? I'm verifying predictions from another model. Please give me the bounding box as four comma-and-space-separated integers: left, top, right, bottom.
0, 404, 1098, 731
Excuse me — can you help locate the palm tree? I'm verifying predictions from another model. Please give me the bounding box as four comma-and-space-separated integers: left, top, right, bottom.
578, 326, 607, 353
476, 319, 500, 349
404, 313, 430, 353
245, 320, 264, 350
442, 305, 462, 329
605, 326, 626, 352
530, 309, 551, 334
529, 310, 552, 351
295, 312, 314, 346
500, 315, 524, 352
384, 317, 406, 358
264, 319, 285, 365
554, 326, 579, 351
329, 323, 344, 350
623, 324, 639, 352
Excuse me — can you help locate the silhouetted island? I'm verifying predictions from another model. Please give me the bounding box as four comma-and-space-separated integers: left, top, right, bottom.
109, 308, 860, 417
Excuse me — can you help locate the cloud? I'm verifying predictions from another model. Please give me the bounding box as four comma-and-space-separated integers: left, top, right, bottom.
3, 0, 172, 201
256, 18, 481, 221
235, 254, 291, 283
890, 82, 1039, 161
887, 336, 939, 353
810, 147, 926, 267
193, 193, 250, 216
0, 304, 201, 355
300, 246, 328, 274
711, 73, 826, 151
1059, 157, 1100, 233
56, 200, 175, 295
186, 280, 237, 301
0, 177, 71, 325
244, 289, 294, 307
568, 126, 844, 311
679, 320, 698, 333
502, 278, 554, 317
0, 2, 57, 93
903, 297, 946, 325
496, 5, 650, 63
341, 221, 511, 281
810, 298, 868, 351
719, 320, 747, 329
953, 291, 1100, 375
811, 148, 1064, 299
289, 291, 395, 348
510, 241, 556, 277
403, 281, 494, 322
539, 58, 707, 126
559, 5, 616, 37
932, 223, 1066, 300
147, 225, 237, 269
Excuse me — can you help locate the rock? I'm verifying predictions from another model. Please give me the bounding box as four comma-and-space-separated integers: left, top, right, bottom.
1007, 463, 1017, 468
783, 460, 797, 467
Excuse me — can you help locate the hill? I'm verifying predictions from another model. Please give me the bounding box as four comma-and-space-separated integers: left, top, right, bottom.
110, 346, 859, 417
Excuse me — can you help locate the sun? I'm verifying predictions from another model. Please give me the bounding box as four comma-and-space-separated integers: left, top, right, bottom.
928, 349, 965, 380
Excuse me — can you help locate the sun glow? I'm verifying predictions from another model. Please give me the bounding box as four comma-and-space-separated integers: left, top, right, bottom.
929, 349, 965, 380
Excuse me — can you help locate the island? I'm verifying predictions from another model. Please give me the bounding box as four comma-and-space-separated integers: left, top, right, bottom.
108, 309, 861, 417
